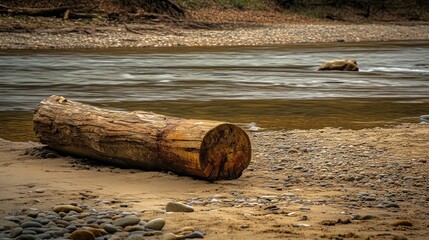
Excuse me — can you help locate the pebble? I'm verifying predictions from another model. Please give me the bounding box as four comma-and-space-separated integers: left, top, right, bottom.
292, 223, 311, 227
87, 228, 108, 237
392, 220, 413, 227
52, 205, 83, 213
10, 227, 23, 238
69, 229, 96, 240
21, 221, 42, 228
184, 230, 204, 238
145, 218, 166, 230
166, 202, 195, 212
175, 226, 196, 235
112, 215, 141, 227
0, 220, 19, 229
299, 206, 310, 211
127, 234, 145, 240
162, 232, 179, 240
102, 223, 118, 234
248, 126, 260, 132
124, 225, 145, 232
0, 202, 184, 239
15, 235, 37, 240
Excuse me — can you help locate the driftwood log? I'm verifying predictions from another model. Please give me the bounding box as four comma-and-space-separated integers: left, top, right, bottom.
33, 96, 251, 180
318, 59, 359, 71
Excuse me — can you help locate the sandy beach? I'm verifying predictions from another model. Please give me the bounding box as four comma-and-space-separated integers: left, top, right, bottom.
0, 123, 428, 239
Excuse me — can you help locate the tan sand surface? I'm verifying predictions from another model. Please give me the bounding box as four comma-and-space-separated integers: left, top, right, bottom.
1, 123, 428, 239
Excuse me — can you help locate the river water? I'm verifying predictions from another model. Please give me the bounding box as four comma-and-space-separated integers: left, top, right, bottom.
1, 41, 428, 141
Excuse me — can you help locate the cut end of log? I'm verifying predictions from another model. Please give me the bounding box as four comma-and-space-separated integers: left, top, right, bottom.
199, 124, 251, 180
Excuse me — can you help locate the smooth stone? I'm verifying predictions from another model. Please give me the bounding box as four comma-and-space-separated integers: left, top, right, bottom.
21, 221, 42, 228
112, 215, 141, 228
63, 216, 78, 221
69, 229, 96, 240
145, 218, 165, 230
0, 220, 19, 229
24, 227, 49, 233
184, 230, 204, 238
392, 220, 413, 227
22, 229, 37, 235
15, 235, 37, 240
52, 205, 83, 213
86, 223, 102, 229
27, 211, 39, 218
35, 218, 50, 225
68, 210, 79, 215
109, 236, 126, 240
47, 213, 60, 220
248, 126, 260, 132
4, 216, 22, 223
299, 206, 310, 211
35, 233, 51, 239
87, 218, 98, 224
175, 226, 195, 235
96, 219, 111, 225
124, 225, 145, 232
166, 202, 194, 213
54, 219, 69, 227
292, 223, 311, 227
420, 115, 429, 122
162, 232, 179, 240
46, 229, 68, 238
10, 227, 24, 238
127, 234, 145, 240
66, 225, 78, 232
102, 223, 118, 234
86, 228, 108, 237
112, 231, 130, 238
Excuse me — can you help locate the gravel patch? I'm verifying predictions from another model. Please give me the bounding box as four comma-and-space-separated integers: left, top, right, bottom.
1, 21, 429, 49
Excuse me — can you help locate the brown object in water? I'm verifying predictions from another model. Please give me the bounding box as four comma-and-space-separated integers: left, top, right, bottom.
318, 59, 359, 71
33, 95, 251, 180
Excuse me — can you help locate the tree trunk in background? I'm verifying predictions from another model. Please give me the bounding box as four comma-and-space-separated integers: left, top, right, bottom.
33, 95, 251, 181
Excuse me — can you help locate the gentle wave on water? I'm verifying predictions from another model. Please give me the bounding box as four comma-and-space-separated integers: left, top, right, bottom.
366, 67, 428, 73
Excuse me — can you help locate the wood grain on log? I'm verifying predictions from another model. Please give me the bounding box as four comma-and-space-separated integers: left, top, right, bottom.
33, 95, 251, 180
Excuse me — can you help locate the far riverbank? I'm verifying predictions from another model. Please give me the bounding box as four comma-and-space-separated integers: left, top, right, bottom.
1, 14, 429, 49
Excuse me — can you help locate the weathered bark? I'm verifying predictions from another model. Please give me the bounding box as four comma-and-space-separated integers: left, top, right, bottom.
318, 59, 359, 71
33, 96, 251, 181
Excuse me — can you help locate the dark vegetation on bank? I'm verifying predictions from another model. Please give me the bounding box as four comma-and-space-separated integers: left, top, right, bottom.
1, 0, 428, 25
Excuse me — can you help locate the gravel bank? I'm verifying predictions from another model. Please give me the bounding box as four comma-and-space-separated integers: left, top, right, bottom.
1, 20, 429, 49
